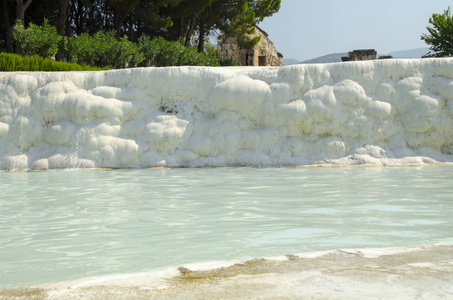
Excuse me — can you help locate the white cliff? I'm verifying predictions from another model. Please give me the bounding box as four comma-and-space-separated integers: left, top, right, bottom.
0, 59, 452, 170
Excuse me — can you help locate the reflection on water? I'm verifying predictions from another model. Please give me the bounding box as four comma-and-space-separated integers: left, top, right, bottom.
0, 166, 452, 287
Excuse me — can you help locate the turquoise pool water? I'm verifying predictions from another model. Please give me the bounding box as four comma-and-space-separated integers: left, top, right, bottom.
1, 166, 452, 287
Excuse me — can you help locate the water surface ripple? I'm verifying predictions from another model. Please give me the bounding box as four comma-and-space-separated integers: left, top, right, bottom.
0, 166, 452, 287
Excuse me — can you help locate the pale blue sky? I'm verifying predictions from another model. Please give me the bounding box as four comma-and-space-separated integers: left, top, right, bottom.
258, 0, 453, 61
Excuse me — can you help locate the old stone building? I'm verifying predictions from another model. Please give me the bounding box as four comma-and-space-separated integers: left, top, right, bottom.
217, 26, 284, 66
341, 49, 377, 62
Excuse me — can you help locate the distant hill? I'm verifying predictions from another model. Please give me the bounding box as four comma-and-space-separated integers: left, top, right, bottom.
300, 53, 347, 64
383, 48, 430, 59
282, 58, 300, 65
283, 48, 432, 65
282, 53, 346, 65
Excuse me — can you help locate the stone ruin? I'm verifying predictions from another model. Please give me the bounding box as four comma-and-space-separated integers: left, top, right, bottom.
341, 49, 377, 62
217, 26, 284, 66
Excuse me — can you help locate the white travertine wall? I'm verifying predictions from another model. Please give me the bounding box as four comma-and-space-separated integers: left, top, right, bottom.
0, 59, 452, 170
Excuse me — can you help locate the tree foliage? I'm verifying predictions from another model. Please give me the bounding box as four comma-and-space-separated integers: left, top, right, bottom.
11, 18, 219, 68
0, 0, 281, 66
421, 7, 453, 57
212, 0, 280, 50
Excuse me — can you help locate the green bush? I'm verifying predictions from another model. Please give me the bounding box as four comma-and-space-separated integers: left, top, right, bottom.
219, 59, 241, 66
204, 43, 221, 66
9, 20, 220, 69
63, 31, 144, 69
0, 52, 108, 71
139, 37, 219, 67
12, 19, 61, 59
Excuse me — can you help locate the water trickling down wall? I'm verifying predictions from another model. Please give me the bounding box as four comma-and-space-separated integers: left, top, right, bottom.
0, 59, 452, 170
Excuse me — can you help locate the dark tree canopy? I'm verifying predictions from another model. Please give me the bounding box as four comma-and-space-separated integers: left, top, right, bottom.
0, 0, 281, 54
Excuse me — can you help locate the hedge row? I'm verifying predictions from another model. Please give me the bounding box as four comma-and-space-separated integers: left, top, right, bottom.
11, 19, 223, 69
0, 52, 108, 71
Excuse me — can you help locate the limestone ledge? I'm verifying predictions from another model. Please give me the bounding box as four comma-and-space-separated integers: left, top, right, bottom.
0, 59, 453, 170
2, 243, 452, 299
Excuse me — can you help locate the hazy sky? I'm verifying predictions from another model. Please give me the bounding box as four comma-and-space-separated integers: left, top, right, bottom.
258, 0, 452, 61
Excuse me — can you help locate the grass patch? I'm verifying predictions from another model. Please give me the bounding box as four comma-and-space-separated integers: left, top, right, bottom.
0, 52, 109, 71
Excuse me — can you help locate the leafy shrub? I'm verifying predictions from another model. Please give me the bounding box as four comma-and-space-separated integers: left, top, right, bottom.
9, 21, 220, 69
0, 52, 108, 71
139, 37, 219, 67
63, 31, 144, 69
204, 43, 221, 66
12, 19, 61, 59
219, 59, 241, 66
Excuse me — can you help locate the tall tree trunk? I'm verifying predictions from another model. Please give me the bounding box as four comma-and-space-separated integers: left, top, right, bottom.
2, 0, 13, 52
16, 0, 33, 23
135, 19, 142, 41
113, 11, 126, 39
65, 11, 71, 36
56, 0, 69, 61
179, 16, 185, 38
197, 20, 205, 53
57, 0, 69, 36
128, 18, 134, 42
75, 0, 84, 35
109, 0, 139, 40
185, 16, 196, 47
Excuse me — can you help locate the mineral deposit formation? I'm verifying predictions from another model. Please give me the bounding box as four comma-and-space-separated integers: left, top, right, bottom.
1, 59, 452, 170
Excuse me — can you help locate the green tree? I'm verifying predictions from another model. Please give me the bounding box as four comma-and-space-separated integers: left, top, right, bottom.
224, 1, 262, 49
196, 0, 280, 52
16, 0, 34, 23
67, 0, 104, 36
57, 0, 70, 37
1, 0, 13, 52
230, 0, 280, 48
160, 0, 215, 46
106, 0, 139, 39
1, 0, 280, 65
118, 0, 185, 42
421, 7, 453, 57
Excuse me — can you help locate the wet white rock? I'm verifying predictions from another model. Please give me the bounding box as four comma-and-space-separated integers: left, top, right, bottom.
1, 59, 453, 170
